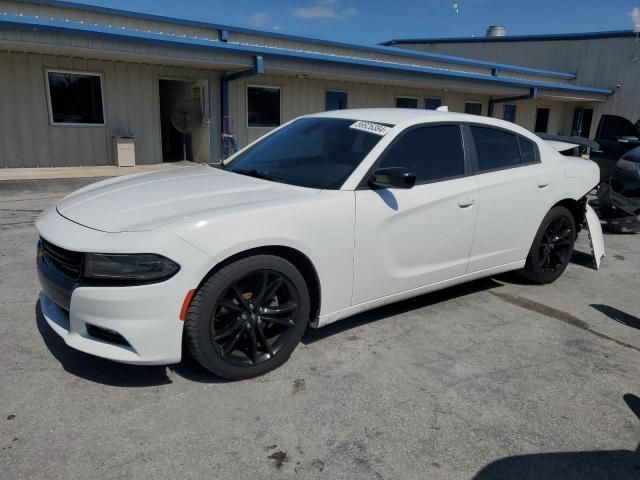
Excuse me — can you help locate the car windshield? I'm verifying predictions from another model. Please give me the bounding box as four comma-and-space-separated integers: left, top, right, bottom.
223, 117, 390, 189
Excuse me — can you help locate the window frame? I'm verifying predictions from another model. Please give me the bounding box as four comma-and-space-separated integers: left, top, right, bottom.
464, 101, 484, 116
464, 122, 541, 176
325, 89, 349, 111
246, 84, 282, 129
357, 122, 474, 189
395, 95, 420, 109
44, 69, 106, 127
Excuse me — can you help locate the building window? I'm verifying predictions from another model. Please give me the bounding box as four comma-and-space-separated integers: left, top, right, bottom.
46, 70, 104, 125
396, 96, 419, 109
325, 90, 348, 111
425, 98, 442, 110
503, 104, 517, 123
247, 85, 280, 127
535, 107, 550, 133
464, 102, 483, 116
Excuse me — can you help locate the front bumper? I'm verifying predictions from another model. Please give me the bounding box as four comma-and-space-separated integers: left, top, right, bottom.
36, 208, 215, 365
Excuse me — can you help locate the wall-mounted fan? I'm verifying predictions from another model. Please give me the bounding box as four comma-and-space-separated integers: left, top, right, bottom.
170, 98, 203, 161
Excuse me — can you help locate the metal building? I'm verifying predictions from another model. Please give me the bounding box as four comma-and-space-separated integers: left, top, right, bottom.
0, 0, 616, 168
383, 29, 640, 139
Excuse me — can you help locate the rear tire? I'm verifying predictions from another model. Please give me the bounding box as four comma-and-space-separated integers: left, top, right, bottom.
520, 206, 576, 284
185, 255, 310, 380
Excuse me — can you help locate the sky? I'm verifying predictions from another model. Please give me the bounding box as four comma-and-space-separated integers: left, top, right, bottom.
63, 0, 640, 45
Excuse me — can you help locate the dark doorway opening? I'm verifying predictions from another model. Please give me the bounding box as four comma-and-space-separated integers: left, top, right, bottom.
535, 107, 550, 133
159, 79, 192, 162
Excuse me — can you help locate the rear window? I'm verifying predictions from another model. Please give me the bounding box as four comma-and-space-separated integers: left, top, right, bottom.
470, 126, 521, 171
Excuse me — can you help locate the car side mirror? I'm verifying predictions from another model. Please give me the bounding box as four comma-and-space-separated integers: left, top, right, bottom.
369, 167, 416, 189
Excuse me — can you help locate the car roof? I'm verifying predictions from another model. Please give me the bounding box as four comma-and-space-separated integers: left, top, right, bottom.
307, 108, 540, 140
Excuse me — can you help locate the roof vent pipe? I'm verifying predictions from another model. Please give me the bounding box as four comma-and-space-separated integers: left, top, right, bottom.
486, 25, 506, 37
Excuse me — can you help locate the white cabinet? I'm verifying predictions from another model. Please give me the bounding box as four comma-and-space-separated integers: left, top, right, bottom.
113, 136, 135, 167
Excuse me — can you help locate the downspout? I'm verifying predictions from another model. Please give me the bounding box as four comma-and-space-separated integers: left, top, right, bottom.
220, 55, 265, 160
488, 87, 539, 117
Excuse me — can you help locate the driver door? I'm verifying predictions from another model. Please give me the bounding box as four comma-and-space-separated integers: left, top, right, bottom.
352, 124, 478, 305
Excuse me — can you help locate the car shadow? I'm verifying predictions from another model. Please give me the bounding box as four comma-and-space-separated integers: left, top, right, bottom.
35, 301, 227, 386
302, 277, 502, 345
570, 249, 597, 269
472, 449, 640, 479
471, 393, 640, 479
591, 304, 640, 331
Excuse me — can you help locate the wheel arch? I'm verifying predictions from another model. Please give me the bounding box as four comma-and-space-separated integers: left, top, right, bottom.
552, 197, 587, 237
194, 245, 322, 324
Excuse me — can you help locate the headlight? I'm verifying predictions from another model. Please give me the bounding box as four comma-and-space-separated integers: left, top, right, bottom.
83, 253, 180, 283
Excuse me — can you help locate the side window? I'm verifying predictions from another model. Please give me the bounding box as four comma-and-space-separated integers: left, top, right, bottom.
378, 125, 465, 184
598, 115, 639, 140
518, 136, 538, 164
470, 126, 521, 171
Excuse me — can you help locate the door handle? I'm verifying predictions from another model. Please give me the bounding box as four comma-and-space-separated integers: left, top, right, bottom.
458, 198, 475, 208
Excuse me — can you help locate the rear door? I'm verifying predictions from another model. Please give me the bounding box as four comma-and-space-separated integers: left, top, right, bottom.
466, 125, 555, 272
352, 124, 478, 305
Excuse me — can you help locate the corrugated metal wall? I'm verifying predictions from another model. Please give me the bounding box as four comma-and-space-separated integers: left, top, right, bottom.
0, 51, 221, 167
1, 0, 221, 42
228, 74, 568, 147
398, 37, 640, 134
0, 50, 570, 168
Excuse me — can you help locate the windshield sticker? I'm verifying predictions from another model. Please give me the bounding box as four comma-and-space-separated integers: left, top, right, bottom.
349, 121, 392, 136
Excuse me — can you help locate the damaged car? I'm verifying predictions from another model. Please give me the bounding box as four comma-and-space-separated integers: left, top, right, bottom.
593, 146, 640, 233
36, 109, 604, 379
590, 114, 640, 233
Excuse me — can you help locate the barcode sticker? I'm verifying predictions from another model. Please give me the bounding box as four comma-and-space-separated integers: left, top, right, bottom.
349, 121, 392, 136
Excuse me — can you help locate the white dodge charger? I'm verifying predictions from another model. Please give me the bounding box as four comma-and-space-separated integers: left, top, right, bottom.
36, 109, 602, 379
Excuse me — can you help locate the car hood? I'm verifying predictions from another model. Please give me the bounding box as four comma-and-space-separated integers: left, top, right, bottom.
56, 166, 319, 232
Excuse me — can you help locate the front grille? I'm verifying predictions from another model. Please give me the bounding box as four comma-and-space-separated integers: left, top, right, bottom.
41, 238, 82, 280
86, 324, 130, 346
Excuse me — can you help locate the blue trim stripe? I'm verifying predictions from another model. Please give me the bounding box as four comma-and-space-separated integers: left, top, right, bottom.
382, 29, 636, 45
18, 0, 576, 80
0, 15, 612, 96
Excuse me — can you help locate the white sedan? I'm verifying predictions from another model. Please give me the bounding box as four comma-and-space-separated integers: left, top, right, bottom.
36, 109, 601, 379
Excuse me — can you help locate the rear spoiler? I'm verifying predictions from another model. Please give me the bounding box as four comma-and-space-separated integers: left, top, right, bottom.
537, 134, 600, 152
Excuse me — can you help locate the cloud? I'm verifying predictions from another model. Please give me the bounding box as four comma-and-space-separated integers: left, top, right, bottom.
248, 13, 279, 30
292, 0, 356, 20
632, 7, 640, 26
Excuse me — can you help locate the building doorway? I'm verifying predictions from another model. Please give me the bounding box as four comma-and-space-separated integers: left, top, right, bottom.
571, 107, 594, 138
534, 107, 550, 133
159, 79, 193, 162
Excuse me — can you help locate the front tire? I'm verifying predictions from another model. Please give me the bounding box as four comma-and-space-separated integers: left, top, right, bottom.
185, 255, 310, 380
520, 206, 576, 284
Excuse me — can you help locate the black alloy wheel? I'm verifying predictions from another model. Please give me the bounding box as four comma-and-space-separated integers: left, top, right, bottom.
521, 205, 576, 284
211, 270, 299, 367
185, 255, 310, 379
538, 215, 574, 273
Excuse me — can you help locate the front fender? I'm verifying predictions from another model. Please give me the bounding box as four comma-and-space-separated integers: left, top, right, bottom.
160, 191, 356, 316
